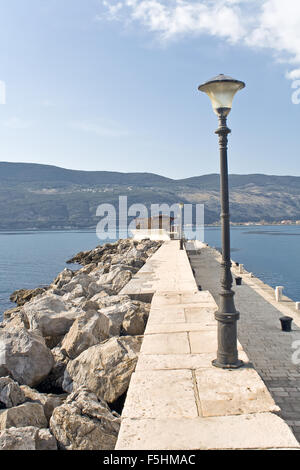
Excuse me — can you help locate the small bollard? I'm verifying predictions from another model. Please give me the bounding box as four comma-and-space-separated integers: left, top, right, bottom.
296, 302, 300, 311
235, 277, 242, 286
279, 316, 293, 332
180, 239, 184, 250
275, 286, 284, 302
235, 262, 239, 267
239, 264, 244, 274
198, 285, 202, 291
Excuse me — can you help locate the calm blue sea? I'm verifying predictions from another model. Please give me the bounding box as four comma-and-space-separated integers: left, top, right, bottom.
0, 226, 300, 319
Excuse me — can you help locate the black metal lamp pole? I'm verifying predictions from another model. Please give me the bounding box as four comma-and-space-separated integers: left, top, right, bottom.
179, 203, 184, 250
198, 74, 245, 369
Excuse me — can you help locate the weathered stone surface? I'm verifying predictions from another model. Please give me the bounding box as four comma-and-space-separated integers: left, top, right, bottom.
61, 274, 94, 294
0, 402, 47, 430
62, 284, 86, 301
112, 270, 133, 293
37, 346, 68, 393
97, 302, 133, 338
36, 428, 58, 450
0, 328, 53, 387
0, 377, 26, 408
10, 287, 48, 307
90, 294, 130, 309
1, 309, 30, 330
63, 336, 143, 403
2, 305, 23, 321
23, 293, 82, 337
51, 268, 74, 289
61, 311, 105, 359
122, 301, 150, 336
50, 388, 120, 450
0, 426, 57, 450
87, 281, 111, 298
20, 385, 66, 423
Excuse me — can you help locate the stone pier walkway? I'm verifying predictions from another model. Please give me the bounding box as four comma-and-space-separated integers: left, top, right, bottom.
116, 241, 299, 450
189, 245, 300, 443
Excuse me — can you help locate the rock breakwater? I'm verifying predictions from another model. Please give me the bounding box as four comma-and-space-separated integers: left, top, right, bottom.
0, 238, 162, 450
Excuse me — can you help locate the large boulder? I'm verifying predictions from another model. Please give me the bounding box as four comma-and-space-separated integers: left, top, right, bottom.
51, 268, 74, 289
96, 302, 133, 338
23, 293, 82, 337
1, 309, 30, 330
62, 284, 86, 302
63, 336, 142, 403
96, 299, 150, 339
20, 385, 66, 423
87, 281, 113, 298
0, 328, 53, 387
111, 270, 133, 293
61, 311, 105, 359
0, 377, 26, 408
3, 305, 23, 321
0, 426, 57, 450
89, 293, 130, 309
50, 388, 120, 450
122, 301, 150, 335
61, 274, 94, 294
0, 402, 47, 430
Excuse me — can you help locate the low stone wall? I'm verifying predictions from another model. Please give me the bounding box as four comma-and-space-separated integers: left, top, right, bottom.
116, 241, 300, 450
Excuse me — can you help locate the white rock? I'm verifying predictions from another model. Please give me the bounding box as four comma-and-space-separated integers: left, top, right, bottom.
61, 311, 105, 359
0, 402, 47, 430
51, 268, 74, 289
0, 377, 26, 408
112, 270, 133, 293
50, 388, 120, 450
20, 385, 66, 423
0, 328, 53, 387
24, 293, 82, 337
63, 336, 142, 403
61, 274, 94, 293
122, 301, 150, 336
0, 426, 57, 450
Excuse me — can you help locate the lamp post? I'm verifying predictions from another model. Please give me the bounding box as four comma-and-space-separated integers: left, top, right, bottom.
179, 203, 184, 249
198, 74, 245, 369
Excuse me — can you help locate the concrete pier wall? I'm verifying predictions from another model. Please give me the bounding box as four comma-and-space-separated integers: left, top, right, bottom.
116, 241, 299, 450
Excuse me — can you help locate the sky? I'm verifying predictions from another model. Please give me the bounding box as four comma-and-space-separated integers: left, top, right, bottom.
0, 0, 300, 179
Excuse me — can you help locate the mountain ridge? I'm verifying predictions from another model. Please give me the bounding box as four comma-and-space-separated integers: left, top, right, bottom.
1, 162, 300, 229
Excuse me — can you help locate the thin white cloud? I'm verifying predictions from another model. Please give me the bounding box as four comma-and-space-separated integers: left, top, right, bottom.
70, 119, 129, 137
101, 0, 300, 79
3, 117, 32, 129
41, 100, 55, 108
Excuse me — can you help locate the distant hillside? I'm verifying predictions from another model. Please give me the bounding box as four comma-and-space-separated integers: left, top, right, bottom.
0, 162, 300, 229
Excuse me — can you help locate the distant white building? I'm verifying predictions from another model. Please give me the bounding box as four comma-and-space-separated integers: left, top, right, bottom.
131, 215, 178, 241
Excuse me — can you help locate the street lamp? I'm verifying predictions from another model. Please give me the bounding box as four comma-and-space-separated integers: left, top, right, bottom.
198, 74, 245, 369
179, 203, 184, 250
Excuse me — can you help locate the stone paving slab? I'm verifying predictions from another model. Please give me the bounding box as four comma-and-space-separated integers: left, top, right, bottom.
116, 241, 299, 450
141, 332, 190, 355
135, 351, 251, 372
188, 330, 243, 354
145, 322, 215, 334
189, 246, 300, 444
195, 367, 279, 417
116, 414, 300, 450
122, 370, 198, 419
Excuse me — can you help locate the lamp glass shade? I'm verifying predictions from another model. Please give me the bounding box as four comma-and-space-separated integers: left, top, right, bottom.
198, 74, 245, 115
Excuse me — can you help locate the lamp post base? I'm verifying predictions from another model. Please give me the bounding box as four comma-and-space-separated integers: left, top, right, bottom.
212, 358, 244, 369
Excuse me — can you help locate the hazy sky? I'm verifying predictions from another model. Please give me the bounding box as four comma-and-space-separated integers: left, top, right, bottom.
0, 0, 300, 178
